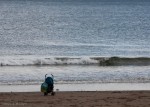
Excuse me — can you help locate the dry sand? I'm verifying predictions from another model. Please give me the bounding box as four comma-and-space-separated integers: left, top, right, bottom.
0, 91, 150, 107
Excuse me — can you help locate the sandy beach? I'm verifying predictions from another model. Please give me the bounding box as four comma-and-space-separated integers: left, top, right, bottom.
0, 91, 150, 107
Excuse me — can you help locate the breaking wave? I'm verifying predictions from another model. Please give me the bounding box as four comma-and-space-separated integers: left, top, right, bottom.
0, 56, 150, 66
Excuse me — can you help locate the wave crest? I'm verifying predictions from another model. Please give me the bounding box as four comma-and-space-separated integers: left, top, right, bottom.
0, 56, 150, 66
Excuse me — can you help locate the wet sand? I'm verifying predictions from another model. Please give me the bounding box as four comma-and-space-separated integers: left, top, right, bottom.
0, 91, 150, 107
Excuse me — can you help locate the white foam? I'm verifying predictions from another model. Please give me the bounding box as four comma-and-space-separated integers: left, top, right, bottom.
0, 56, 99, 66
0, 65, 150, 85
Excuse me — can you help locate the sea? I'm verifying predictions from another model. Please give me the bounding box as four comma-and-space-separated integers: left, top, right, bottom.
0, 0, 150, 92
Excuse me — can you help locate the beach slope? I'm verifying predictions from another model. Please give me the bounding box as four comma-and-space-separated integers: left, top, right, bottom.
0, 91, 150, 107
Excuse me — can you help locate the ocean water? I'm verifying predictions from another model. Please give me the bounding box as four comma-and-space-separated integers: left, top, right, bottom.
0, 0, 150, 89
0, 0, 150, 57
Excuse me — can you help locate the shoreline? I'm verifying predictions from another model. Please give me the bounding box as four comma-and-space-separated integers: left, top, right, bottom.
0, 91, 150, 107
0, 83, 150, 92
